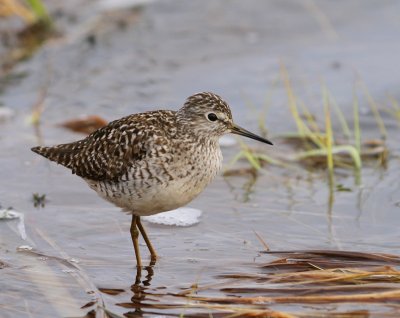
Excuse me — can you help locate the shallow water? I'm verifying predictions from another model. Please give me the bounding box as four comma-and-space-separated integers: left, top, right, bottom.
1, 0, 400, 317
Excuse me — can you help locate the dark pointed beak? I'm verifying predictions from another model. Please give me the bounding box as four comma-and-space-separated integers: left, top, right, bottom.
230, 124, 273, 145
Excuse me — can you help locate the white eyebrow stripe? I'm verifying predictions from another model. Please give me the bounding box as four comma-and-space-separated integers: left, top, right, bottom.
217, 112, 227, 120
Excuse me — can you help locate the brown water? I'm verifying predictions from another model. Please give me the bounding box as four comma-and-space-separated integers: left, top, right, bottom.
1, 1, 400, 317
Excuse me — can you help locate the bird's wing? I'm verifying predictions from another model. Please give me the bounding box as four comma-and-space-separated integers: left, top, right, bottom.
31, 111, 176, 181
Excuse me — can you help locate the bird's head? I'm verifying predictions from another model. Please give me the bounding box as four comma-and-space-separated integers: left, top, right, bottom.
177, 92, 273, 145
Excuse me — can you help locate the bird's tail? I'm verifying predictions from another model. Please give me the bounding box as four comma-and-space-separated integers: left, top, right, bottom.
31, 144, 79, 169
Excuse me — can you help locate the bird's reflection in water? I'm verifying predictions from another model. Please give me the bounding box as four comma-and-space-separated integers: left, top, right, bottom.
106, 260, 188, 317
134, 259, 155, 286
124, 259, 157, 317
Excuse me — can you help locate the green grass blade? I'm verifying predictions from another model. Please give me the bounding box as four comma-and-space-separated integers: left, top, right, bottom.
256, 154, 285, 166
281, 63, 329, 149
388, 96, 400, 127
226, 150, 246, 169
25, 0, 51, 24
242, 150, 261, 170
280, 62, 304, 134
353, 89, 361, 155
295, 145, 361, 170
299, 100, 320, 133
324, 99, 335, 189
328, 89, 352, 139
335, 146, 362, 170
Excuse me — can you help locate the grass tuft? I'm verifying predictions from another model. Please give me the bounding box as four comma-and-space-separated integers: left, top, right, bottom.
225, 66, 392, 194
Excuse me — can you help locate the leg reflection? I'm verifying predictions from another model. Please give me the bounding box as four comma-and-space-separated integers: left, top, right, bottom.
130, 258, 156, 316
132, 258, 156, 287
143, 259, 155, 286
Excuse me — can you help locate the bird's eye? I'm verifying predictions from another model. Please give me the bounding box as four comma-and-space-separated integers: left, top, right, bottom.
207, 113, 218, 122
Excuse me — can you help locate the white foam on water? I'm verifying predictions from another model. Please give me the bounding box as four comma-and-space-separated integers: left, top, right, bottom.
17, 245, 33, 251
0, 208, 20, 220
62, 269, 76, 274
0, 208, 27, 240
99, 0, 157, 10
142, 207, 202, 227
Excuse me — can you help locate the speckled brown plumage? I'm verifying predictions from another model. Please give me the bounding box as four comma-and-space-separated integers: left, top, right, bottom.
32, 110, 177, 182
31, 92, 272, 271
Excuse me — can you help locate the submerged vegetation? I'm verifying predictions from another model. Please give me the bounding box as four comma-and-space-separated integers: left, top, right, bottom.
13, 246, 400, 317
190, 249, 400, 317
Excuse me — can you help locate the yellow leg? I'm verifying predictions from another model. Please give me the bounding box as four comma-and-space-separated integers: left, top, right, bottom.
137, 217, 158, 261
130, 215, 142, 269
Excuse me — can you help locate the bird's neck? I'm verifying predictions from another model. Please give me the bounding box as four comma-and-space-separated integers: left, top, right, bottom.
176, 119, 220, 148
176, 127, 219, 149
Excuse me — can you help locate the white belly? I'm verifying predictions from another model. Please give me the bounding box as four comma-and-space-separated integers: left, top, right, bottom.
122, 175, 209, 216
85, 143, 222, 216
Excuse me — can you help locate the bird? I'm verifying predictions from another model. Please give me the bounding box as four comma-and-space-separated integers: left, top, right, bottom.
31, 92, 273, 272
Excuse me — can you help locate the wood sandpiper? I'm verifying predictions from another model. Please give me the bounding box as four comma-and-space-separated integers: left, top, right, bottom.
31, 92, 273, 274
